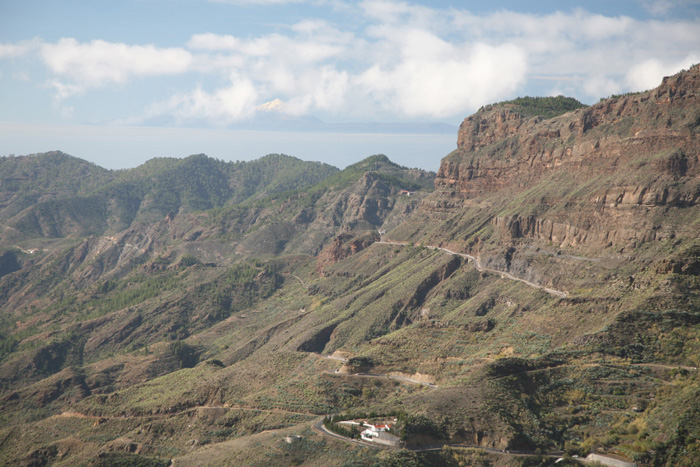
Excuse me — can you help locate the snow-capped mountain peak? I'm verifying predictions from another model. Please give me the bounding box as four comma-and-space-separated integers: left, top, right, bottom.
256, 99, 285, 112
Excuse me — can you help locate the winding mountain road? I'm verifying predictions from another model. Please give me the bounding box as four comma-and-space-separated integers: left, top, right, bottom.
376, 239, 568, 299
311, 417, 381, 449
312, 416, 564, 458
350, 372, 438, 388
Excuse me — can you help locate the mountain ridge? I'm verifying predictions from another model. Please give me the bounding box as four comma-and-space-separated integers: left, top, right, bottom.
0, 67, 699, 466
0, 152, 341, 243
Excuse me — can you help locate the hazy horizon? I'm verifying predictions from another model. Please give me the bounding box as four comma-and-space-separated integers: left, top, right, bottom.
0, 122, 457, 172
2, 0, 699, 170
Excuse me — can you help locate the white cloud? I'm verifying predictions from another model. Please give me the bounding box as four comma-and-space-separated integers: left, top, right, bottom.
642, 0, 674, 14
625, 55, 700, 91
200, 32, 345, 62
359, 0, 436, 26
0, 43, 30, 59
141, 74, 259, 124
161, 23, 353, 120
187, 33, 240, 51
40, 39, 192, 98
15, 1, 700, 124
285, 66, 349, 115
59, 106, 75, 120
47, 81, 85, 102
449, 6, 700, 99
0, 39, 41, 59
291, 19, 331, 35
639, 0, 700, 15
133, 3, 700, 124
583, 75, 623, 99
578, 13, 634, 40
356, 30, 527, 117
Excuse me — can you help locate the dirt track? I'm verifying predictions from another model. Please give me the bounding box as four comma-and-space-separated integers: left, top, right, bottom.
376, 239, 568, 298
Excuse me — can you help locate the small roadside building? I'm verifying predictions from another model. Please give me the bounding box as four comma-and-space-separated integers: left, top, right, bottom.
360, 423, 402, 447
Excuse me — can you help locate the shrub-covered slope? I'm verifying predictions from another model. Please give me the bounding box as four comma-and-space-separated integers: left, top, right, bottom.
0, 152, 339, 242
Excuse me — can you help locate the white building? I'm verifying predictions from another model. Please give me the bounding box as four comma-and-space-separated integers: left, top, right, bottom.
360, 423, 402, 447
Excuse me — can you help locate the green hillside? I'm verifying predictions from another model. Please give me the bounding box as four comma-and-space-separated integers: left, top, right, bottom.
0, 152, 340, 241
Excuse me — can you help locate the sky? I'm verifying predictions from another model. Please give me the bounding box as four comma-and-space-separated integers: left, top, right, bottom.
1, 0, 699, 171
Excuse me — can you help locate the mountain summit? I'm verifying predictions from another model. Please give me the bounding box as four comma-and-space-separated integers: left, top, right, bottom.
255, 98, 286, 113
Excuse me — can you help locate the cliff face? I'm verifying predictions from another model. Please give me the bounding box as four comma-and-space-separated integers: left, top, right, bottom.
431, 64, 700, 251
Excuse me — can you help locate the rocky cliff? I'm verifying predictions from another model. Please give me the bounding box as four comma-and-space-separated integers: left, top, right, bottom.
430, 64, 700, 252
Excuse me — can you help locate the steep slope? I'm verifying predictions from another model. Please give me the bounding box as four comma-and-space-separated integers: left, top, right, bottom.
208, 154, 435, 256
393, 64, 700, 292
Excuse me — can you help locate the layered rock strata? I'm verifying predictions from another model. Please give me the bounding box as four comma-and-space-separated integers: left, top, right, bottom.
432, 64, 700, 250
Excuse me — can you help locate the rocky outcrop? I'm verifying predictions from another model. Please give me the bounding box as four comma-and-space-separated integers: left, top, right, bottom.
316, 232, 378, 275
316, 173, 401, 229
492, 214, 678, 249
432, 64, 700, 250
438, 65, 700, 194
237, 168, 431, 256
655, 245, 700, 275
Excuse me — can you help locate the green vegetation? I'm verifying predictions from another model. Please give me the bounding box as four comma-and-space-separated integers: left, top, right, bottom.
0, 151, 111, 195
315, 154, 433, 192
93, 453, 171, 467
486, 95, 588, 119
1, 151, 340, 240
168, 341, 200, 368
0, 331, 18, 361
600, 90, 646, 101
37, 270, 183, 324
398, 413, 448, 440
192, 262, 283, 320
323, 415, 362, 439
227, 153, 339, 203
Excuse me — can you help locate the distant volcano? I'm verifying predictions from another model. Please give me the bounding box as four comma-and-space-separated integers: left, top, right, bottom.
255, 99, 286, 113
251, 99, 322, 126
